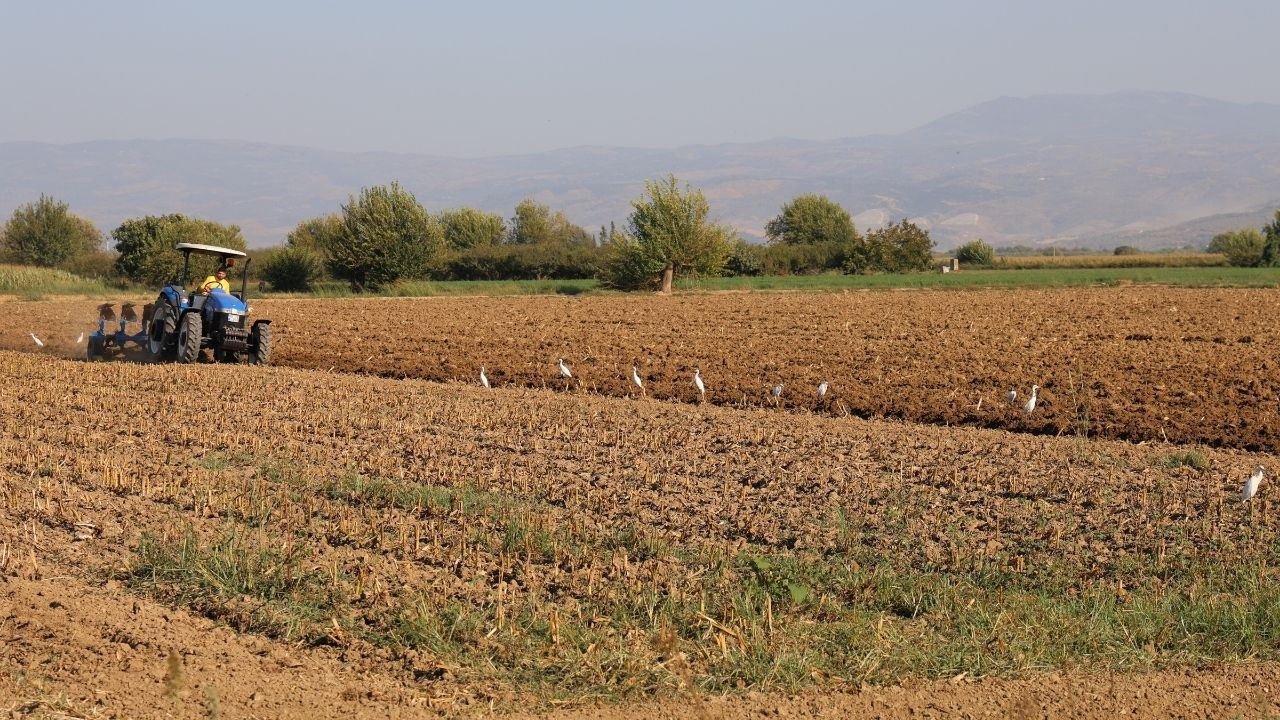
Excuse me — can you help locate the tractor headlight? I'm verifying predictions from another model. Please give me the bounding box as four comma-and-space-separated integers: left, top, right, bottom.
226, 313, 240, 322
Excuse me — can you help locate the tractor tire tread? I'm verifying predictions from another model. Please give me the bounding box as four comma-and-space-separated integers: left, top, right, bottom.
177, 312, 202, 364
251, 323, 272, 365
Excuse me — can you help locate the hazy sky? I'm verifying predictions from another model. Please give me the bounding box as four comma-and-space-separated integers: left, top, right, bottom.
1, 0, 1276, 157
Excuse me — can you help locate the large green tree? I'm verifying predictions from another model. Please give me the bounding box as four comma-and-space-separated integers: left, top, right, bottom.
1260, 210, 1280, 267
113, 214, 245, 286
603, 175, 734, 293
2, 195, 101, 267
507, 199, 592, 246
438, 207, 506, 250
321, 182, 442, 291
765, 194, 859, 246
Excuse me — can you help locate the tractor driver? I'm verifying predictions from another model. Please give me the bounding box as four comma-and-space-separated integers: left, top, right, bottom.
199, 267, 231, 295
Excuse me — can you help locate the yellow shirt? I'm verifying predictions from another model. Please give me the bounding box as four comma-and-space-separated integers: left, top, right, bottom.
199, 276, 231, 294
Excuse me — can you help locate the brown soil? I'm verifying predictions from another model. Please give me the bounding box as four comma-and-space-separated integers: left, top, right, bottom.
3, 287, 1279, 451
2, 574, 433, 718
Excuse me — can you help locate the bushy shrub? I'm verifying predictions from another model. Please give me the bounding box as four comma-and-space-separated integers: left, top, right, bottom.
956, 239, 995, 265
723, 240, 764, 276
262, 246, 325, 291
1113, 245, 1140, 256
59, 249, 121, 280
599, 232, 664, 291
844, 220, 934, 274
1208, 229, 1265, 267
757, 241, 854, 275
434, 243, 603, 281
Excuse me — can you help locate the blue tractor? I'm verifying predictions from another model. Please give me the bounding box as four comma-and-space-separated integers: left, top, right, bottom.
137, 243, 272, 364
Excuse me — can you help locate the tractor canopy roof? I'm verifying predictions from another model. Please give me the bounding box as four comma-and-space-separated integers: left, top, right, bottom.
175, 243, 247, 259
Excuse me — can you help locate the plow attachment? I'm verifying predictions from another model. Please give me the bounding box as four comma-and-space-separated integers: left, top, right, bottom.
86, 303, 152, 361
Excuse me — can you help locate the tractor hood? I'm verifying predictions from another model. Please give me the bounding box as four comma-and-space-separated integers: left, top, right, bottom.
204, 289, 248, 314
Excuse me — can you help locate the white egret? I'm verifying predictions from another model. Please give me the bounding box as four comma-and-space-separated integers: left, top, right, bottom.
771, 383, 783, 405
817, 382, 829, 401
693, 368, 705, 400
558, 358, 572, 379
631, 363, 643, 391
1242, 465, 1264, 502
1007, 389, 1017, 405
29, 332, 44, 349
1022, 385, 1039, 417
479, 366, 490, 389
76, 332, 85, 345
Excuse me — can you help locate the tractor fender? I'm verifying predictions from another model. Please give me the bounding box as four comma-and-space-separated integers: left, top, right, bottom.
160, 286, 185, 309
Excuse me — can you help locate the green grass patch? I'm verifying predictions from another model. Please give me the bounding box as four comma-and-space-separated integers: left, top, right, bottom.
275, 277, 599, 298
1160, 450, 1210, 471
385, 547, 1280, 699
129, 525, 343, 644
679, 266, 1280, 292
195, 450, 257, 471
244, 265, 1280, 300
320, 471, 522, 515
985, 252, 1228, 269
260, 265, 1280, 300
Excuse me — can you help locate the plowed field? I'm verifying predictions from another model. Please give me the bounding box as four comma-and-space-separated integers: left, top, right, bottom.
2, 346, 1278, 717
3, 287, 1278, 451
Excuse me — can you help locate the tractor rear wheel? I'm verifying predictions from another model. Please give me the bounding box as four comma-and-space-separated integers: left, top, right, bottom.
176, 312, 202, 364
148, 305, 176, 360
250, 322, 272, 365
86, 336, 104, 361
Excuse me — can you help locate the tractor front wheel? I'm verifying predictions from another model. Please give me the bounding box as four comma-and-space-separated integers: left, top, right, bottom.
176, 312, 202, 364
250, 322, 272, 365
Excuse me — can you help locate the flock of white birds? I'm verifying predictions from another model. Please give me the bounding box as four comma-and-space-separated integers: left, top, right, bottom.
24, 329, 1265, 502
537, 357, 1263, 503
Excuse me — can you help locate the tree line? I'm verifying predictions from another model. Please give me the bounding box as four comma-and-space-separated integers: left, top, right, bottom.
0, 178, 939, 293
269, 180, 935, 292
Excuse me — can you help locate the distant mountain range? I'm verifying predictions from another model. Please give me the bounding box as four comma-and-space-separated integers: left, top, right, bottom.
2, 90, 1279, 250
